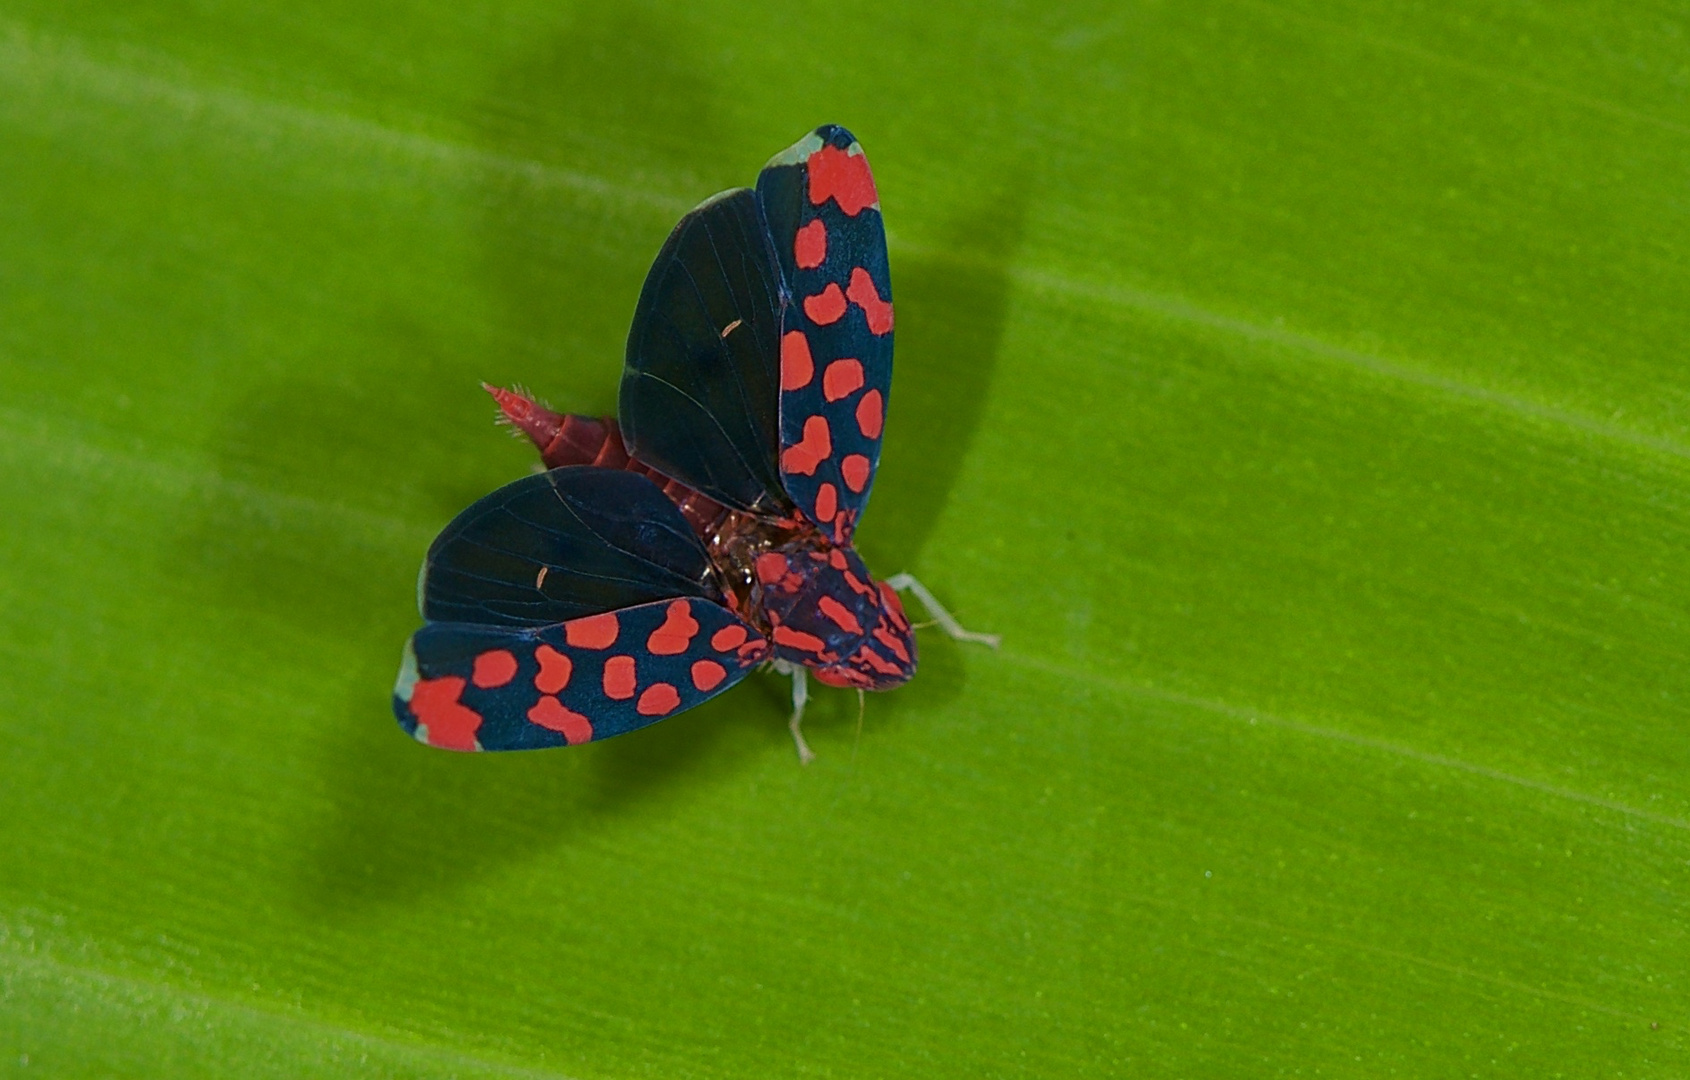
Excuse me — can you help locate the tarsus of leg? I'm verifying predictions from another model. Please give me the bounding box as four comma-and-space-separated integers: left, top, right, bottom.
884, 573, 1001, 648
780, 661, 814, 764
851, 688, 865, 764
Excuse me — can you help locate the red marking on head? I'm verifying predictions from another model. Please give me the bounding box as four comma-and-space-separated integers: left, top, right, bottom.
842, 569, 876, 597
409, 677, 482, 752
807, 144, 878, 216
781, 415, 832, 476
636, 683, 681, 717
803, 283, 847, 325
794, 218, 827, 269
565, 612, 619, 649
817, 595, 864, 635
483, 383, 564, 454
647, 599, 700, 655
534, 644, 573, 694
855, 389, 883, 440
846, 268, 893, 335
859, 646, 903, 677
813, 666, 866, 688
711, 624, 748, 652
755, 552, 789, 585
841, 454, 871, 493
471, 649, 518, 689
527, 695, 593, 744
780, 331, 814, 391
821, 358, 864, 402
873, 624, 911, 663
878, 582, 909, 629
691, 659, 727, 692
603, 655, 637, 699
773, 625, 826, 653
814, 482, 838, 524
829, 549, 849, 570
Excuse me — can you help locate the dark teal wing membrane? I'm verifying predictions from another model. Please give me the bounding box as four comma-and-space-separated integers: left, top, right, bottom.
756, 124, 893, 540
419, 467, 720, 628
619, 188, 792, 513
394, 598, 771, 752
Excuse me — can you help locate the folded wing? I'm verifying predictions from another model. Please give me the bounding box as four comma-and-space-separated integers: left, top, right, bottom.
757, 124, 893, 541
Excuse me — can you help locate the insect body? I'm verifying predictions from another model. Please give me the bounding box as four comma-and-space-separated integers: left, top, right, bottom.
394, 125, 996, 761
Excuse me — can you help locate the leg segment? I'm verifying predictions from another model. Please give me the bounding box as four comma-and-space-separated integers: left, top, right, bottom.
772, 659, 815, 764
884, 573, 1001, 649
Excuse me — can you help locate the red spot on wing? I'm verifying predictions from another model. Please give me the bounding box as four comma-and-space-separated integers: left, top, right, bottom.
780, 331, 814, 390
814, 482, 838, 523
410, 677, 482, 752
807, 144, 879, 216
471, 650, 517, 688
873, 624, 911, 663
738, 640, 768, 662
647, 600, 700, 655
829, 549, 848, 570
773, 625, 826, 653
565, 612, 619, 649
822, 358, 864, 402
841, 454, 871, 493
603, 655, 637, 700
855, 390, 883, 440
803, 283, 847, 325
534, 644, 573, 694
846, 268, 893, 335
711, 624, 748, 651
794, 219, 827, 269
755, 552, 788, 585
691, 660, 727, 692
818, 595, 864, 635
527, 695, 593, 744
636, 683, 681, 716
781, 415, 832, 476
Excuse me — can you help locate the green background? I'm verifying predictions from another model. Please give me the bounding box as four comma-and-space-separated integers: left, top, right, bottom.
2, 1, 1687, 1075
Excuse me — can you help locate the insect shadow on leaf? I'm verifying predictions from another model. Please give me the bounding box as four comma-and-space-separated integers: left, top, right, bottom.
293, 8, 768, 909
849, 180, 1029, 722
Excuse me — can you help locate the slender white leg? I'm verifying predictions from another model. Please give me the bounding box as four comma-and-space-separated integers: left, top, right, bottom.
772, 659, 815, 764
884, 573, 1001, 648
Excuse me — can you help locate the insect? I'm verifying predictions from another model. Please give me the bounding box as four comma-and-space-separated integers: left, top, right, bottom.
393, 124, 997, 762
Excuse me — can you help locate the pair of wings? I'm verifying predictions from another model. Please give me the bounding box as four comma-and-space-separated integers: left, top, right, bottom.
395, 125, 893, 751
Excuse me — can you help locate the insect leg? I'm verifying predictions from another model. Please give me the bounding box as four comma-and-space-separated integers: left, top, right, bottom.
884, 573, 1001, 648
772, 659, 816, 764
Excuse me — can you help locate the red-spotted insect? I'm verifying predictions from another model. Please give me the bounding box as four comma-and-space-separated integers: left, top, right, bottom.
393, 124, 996, 762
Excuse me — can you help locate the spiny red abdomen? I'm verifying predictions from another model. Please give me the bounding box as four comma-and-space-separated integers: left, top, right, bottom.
486, 384, 730, 540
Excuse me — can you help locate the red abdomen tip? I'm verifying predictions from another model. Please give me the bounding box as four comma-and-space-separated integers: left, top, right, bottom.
484, 383, 565, 452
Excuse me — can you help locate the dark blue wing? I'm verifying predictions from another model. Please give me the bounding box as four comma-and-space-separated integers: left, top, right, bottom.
619, 188, 792, 513
398, 466, 770, 751
394, 598, 770, 752
418, 466, 721, 627
756, 125, 893, 541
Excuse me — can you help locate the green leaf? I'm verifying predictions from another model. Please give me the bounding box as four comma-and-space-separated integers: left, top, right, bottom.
2, 1, 1686, 1074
